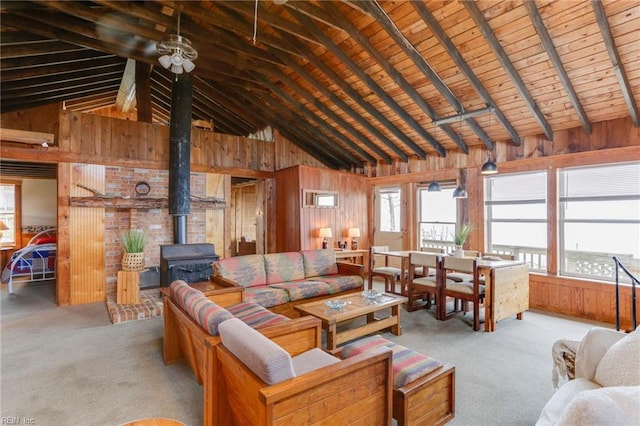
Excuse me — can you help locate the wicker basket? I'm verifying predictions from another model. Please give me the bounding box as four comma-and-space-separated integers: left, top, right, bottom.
122, 252, 145, 271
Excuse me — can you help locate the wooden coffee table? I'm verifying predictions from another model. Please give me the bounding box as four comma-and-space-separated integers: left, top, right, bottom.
294, 292, 407, 353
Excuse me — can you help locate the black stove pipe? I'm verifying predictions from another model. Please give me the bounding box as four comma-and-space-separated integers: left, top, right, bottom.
168, 73, 193, 244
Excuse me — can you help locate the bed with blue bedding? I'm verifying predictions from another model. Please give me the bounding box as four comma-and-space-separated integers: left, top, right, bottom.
1, 228, 56, 294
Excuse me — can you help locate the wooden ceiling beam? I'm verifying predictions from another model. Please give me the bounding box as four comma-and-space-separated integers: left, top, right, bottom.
2, 74, 122, 99
1, 12, 154, 65
2, 84, 119, 113
237, 84, 355, 168
266, 65, 387, 164
411, 1, 521, 146
194, 77, 269, 132
463, 1, 554, 141
524, 1, 591, 135
357, 0, 492, 150
288, 8, 439, 158
0, 40, 86, 59
256, 72, 372, 165
135, 61, 153, 123
591, 0, 640, 127
0, 55, 125, 81
31, 0, 165, 43
1, 64, 125, 92
319, 1, 470, 153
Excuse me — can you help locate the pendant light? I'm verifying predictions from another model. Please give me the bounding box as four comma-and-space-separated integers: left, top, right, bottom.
481, 111, 498, 175
453, 120, 468, 198
428, 181, 441, 192
452, 182, 467, 199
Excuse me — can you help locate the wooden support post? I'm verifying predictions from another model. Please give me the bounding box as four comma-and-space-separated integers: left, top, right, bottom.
117, 270, 140, 304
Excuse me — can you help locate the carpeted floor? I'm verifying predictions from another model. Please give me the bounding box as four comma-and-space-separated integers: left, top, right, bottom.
1, 279, 608, 426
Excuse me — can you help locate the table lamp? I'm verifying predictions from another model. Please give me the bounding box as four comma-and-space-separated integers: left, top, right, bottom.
348, 227, 360, 250
318, 227, 332, 249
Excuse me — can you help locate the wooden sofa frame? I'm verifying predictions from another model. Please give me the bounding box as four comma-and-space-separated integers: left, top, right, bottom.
163, 285, 331, 425
210, 261, 365, 318
208, 316, 394, 426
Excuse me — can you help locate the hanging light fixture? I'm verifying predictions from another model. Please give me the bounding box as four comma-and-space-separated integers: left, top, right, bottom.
428, 181, 441, 192
453, 120, 468, 199
452, 182, 467, 199
481, 111, 498, 175
481, 157, 498, 175
157, 12, 198, 74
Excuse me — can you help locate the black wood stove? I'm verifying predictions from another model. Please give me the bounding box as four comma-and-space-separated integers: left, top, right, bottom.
160, 243, 219, 287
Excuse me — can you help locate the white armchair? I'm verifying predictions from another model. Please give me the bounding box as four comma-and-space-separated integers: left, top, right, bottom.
537, 326, 640, 426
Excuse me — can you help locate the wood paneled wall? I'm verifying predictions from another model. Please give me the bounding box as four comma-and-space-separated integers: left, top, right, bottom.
275, 165, 368, 252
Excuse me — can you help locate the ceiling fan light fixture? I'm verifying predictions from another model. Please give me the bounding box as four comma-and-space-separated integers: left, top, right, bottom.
156, 34, 198, 74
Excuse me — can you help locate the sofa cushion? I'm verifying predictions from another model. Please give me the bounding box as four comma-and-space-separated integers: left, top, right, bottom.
244, 286, 290, 308
555, 386, 640, 426
316, 275, 363, 293
301, 249, 338, 277
214, 254, 266, 288
169, 281, 234, 336
227, 301, 290, 329
594, 326, 640, 387
292, 347, 340, 376
535, 378, 602, 426
341, 335, 443, 388
218, 318, 295, 385
269, 280, 332, 301
264, 252, 305, 284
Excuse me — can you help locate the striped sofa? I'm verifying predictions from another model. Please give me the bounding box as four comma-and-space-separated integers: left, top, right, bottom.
211, 249, 365, 318
163, 280, 297, 385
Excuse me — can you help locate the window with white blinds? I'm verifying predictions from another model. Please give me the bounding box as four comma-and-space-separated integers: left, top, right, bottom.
485, 171, 548, 271
558, 162, 640, 282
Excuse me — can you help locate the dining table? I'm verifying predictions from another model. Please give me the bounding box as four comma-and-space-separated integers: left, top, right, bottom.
372, 250, 529, 332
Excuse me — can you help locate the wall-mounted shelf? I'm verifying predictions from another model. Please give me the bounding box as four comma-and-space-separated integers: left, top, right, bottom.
70, 196, 227, 210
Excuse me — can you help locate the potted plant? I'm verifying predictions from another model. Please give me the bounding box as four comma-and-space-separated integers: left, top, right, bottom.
121, 229, 147, 271
453, 223, 473, 258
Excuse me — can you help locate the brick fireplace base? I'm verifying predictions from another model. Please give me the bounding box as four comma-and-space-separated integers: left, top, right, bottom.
105, 288, 163, 324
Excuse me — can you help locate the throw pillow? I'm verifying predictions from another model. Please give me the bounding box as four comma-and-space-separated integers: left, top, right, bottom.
594, 327, 640, 387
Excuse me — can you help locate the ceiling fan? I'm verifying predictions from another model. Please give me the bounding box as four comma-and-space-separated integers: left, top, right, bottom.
156, 12, 198, 74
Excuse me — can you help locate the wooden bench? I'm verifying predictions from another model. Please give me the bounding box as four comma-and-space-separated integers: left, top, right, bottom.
340, 335, 455, 425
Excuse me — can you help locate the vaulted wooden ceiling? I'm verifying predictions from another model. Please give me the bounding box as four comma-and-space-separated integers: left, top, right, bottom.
1, 1, 639, 169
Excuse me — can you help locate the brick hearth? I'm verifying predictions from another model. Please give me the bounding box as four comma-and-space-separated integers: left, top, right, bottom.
105, 288, 163, 324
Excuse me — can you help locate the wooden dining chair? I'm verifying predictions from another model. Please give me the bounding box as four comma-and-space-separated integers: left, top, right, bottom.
417, 247, 446, 277
368, 245, 403, 294
439, 256, 484, 331
406, 252, 443, 314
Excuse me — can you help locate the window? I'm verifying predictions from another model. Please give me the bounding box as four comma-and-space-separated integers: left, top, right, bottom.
0, 183, 18, 245
558, 162, 640, 282
485, 171, 547, 271
378, 187, 401, 232
418, 185, 456, 252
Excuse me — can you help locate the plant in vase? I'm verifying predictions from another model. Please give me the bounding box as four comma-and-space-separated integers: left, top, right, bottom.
453, 223, 473, 258
121, 229, 147, 271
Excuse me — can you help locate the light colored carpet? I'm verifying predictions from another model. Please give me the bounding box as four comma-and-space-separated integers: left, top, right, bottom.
1, 279, 607, 426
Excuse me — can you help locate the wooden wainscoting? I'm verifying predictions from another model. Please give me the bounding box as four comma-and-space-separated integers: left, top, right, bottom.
530, 273, 639, 330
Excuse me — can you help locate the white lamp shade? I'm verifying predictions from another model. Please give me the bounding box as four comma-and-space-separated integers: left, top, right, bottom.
158, 55, 172, 69
347, 228, 360, 238
318, 228, 332, 238
182, 58, 196, 73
